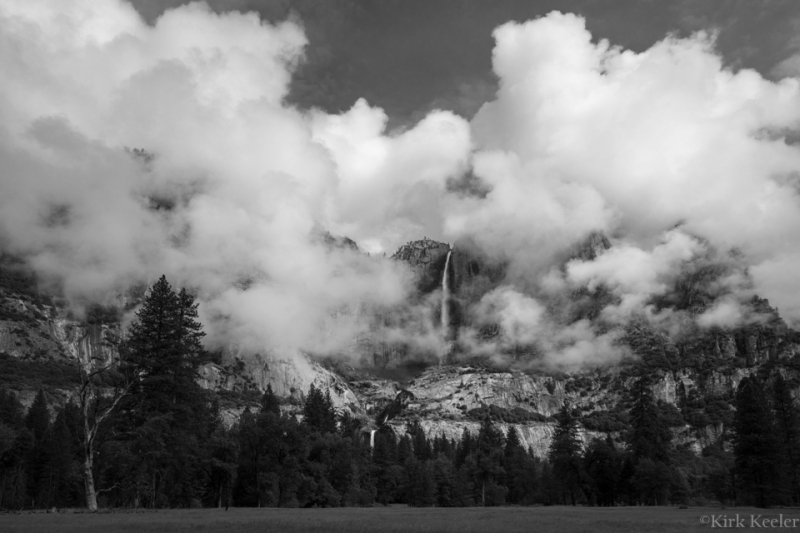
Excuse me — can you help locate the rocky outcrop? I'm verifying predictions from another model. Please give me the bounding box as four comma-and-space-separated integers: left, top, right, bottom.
570, 232, 611, 262
50, 319, 119, 367
0, 293, 120, 367
198, 347, 363, 413
401, 365, 567, 417
391, 238, 450, 293
390, 418, 606, 459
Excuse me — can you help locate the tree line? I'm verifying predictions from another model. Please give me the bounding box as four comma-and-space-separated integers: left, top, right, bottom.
0, 276, 799, 509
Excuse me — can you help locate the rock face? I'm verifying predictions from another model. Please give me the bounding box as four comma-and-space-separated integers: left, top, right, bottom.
570, 232, 611, 262
198, 347, 361, 412
391, 238, 451, 293
3, 237, 800, 459
0, 274, 119, 370
50, 319, 119, 367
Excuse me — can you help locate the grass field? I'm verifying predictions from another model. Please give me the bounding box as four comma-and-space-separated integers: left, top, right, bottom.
1, 505, 798, 533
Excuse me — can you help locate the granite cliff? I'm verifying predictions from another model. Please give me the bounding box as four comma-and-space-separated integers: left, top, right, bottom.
2, 236, 800, 458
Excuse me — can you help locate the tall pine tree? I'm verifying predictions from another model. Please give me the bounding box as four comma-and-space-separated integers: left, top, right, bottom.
548, 403, 584, 505
772, 373, 800, 505
121, 275, 210, 508
733, 376, 784, 507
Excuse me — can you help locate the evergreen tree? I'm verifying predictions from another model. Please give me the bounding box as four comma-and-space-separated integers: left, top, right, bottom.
474, 416, 506, 506
303, 384, 336, 434
548, 403, 584, 505
43, 410, 82, 507
409, 460, 436, 506
430, 455, 457, 506
119, 275, 211, 508
772, 373, 800, 504
625, 374, 676, 504
583, 436, 620, 506
203, 424, 238, 508
407, 421, 431, 461
25, 391, 49, 441
504, 426, 536, 504
703, 440, 736, 506
25, 390, 50, 507
260, 384, 281, 416
372, 431, 404, 505
734, 376, 784, 507
234, 408, 266, 507
126, 276, 207, 414
455, 427, 472, 468
0, 390, 27, 509
397, 435, 413, 465
628, 375, 671, 464
0, 390, 25, 429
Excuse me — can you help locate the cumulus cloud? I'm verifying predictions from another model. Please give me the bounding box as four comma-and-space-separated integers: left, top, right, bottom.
3, 3, 800, 373
695, 297, 746, 329
310, 98, 471, 255
458, 11, 800, 327
463, 286, 628, 369
0, 0, 446, 358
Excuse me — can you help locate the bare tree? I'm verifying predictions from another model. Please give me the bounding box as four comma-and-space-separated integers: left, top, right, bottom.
77, 348, 141, 511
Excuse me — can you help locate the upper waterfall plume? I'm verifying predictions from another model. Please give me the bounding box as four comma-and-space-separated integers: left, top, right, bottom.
441, 248, 453, 363
441, 249, 451, 333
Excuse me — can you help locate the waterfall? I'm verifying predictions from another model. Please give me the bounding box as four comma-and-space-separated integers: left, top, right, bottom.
440, 249, 453, 364
441, 249, 451, 335
370, 429, 377, 449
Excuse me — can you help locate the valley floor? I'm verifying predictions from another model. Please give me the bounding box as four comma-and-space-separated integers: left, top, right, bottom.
2, 505, 798, 533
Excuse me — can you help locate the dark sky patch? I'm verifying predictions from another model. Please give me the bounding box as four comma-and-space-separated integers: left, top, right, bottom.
128, 0, 800, 127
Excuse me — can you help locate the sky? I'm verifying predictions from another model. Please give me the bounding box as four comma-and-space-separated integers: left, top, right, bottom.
2, 0, 800, 368
128, 0, 800, 127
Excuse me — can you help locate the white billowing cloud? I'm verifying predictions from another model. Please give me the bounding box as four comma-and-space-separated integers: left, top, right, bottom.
548, 320, 625, 368
564, 230, 705, 322
0, 0, 448, 356
459, 11, 800, 325
696, 297, 746, 329
444, 149, 613, 281
567, 231, 702, 296
751, 253, 800, 323
473, 286, 547, 345
4, 2, 800, 373
311, 99, 472, 254
468, 286, 627, 369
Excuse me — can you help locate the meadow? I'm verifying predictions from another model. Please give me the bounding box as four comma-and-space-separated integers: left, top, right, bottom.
2, 505, 798, 533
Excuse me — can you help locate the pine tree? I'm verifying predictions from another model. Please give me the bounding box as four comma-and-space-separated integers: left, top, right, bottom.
733, 376, 784, 507
409, 460, 436, 506
260, 384, 281, 416
120, 276, 210, 508
474, 416, 506, 506
25, 390, 50, 441
455, 428, 472, 468
772, 373, 800, 504
504, 426, 532, 504
626, 375, 676, 505
126, 277, 206, 414
584, 436, 621, 506
303, 384, 336, 434
24, 391, 51, 508
628, 375, 671, 464
0, 389, 25, 429
45, 410, 81, 507
548, 403, 584, 505
407, 421, 431, 461
234, 408, 264, 507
